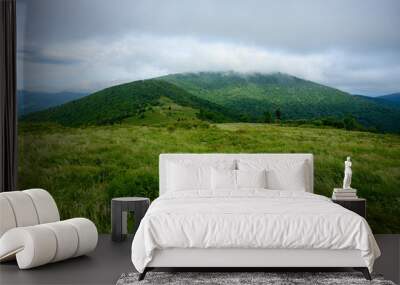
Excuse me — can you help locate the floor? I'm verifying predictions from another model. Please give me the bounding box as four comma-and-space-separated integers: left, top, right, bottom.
0, 235, 133, 285
0, 234, 399, 285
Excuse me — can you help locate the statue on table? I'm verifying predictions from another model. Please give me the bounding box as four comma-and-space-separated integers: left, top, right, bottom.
343, 156, 352, 189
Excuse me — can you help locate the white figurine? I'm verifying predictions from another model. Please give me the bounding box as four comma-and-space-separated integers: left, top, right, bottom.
342, 156, 352, 189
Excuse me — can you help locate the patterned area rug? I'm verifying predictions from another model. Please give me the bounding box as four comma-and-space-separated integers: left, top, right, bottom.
116, 272, 396, 285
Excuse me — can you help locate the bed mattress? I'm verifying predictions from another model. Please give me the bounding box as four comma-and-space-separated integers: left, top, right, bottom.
131, 190, 380, 273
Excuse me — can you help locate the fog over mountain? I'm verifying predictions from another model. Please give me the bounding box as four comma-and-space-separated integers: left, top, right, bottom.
17, 0, 400, 96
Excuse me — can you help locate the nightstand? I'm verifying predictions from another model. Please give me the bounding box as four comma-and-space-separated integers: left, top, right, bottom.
111, 197, 150, 242
332, 198, 366, 218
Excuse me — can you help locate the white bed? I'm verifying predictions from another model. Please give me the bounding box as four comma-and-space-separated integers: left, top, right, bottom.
131, 154, 380, 280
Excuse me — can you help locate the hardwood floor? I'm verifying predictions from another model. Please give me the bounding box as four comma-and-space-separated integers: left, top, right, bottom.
0, 234, 399, 285
0, 235, 133, 285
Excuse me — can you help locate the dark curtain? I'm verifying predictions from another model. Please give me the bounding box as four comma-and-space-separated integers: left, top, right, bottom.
0, 0, 17, 192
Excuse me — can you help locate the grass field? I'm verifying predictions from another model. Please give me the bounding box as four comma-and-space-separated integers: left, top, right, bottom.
18, 122, 400, 233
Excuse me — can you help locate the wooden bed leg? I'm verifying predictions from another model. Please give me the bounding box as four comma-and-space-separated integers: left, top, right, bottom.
138, 268, 148, 281
354, 267, 372, 280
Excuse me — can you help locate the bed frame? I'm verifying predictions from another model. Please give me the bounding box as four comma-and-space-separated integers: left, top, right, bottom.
139, 154, 371, 280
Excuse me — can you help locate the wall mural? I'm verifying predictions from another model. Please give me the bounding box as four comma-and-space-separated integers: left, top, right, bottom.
17, 0, 400, 233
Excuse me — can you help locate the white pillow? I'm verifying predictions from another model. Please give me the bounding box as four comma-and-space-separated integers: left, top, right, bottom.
266, 164, 306, 191
236, 169, 267, 189
238, 159, 308, 191
211, 168, 236, 191
167, 162, 211, 192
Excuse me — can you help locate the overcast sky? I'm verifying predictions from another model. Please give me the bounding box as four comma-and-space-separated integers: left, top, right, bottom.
17, 0, 400, 96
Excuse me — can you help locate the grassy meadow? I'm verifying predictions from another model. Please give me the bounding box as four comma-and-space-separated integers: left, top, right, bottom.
18, 122, 400, 233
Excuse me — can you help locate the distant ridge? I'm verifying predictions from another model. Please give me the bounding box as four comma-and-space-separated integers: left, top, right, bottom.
355, 92, 400, 109
18, 90, 87, 115
377, 93, 400, 106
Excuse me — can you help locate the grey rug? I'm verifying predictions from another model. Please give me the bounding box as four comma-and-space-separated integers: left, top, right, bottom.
116, 272, 396, 285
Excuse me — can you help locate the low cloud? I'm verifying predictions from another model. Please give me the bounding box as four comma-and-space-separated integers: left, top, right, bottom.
19, 34, 400, 96
17, 0, 400, 96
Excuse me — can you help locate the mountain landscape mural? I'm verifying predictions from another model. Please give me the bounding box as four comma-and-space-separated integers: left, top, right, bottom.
18, 72, 400, 234
17, 0, 400, 235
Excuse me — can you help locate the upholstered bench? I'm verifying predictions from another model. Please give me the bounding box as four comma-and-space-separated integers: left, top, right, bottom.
0, 189, 98, 269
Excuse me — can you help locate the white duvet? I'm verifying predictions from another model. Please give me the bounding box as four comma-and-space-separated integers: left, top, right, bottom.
131, 190, 380, 273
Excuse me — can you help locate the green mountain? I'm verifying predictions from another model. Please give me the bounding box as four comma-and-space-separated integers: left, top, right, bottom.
160, 72, 400, 132
23, 72, 400, 133
22, 79, 236, 126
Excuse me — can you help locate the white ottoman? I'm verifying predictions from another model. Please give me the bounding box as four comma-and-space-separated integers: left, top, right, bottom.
0, 189, 98, 269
